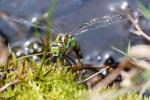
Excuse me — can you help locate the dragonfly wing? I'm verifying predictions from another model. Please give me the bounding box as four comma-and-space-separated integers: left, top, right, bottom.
7, 16, 59, 34
72, 13, 129, 36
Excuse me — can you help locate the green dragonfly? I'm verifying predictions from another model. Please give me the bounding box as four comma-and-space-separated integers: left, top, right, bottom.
7, 9, 129, 66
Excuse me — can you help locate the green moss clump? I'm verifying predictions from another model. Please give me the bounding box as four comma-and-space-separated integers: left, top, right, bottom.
0, 58, 149, 100
0, 59, 86, 100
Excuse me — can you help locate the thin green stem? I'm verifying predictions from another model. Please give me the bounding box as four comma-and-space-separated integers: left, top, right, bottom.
36, 0, 58, 76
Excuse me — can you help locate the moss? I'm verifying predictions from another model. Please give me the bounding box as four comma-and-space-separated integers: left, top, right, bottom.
0, 59, 86, 100
0, 57, 149, 100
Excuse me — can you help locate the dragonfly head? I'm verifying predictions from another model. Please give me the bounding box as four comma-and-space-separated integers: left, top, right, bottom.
50, 42, 64, 57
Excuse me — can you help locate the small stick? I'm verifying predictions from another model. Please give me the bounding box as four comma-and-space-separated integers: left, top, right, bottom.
126, 12, 150, 41
0, 74, 26, 93
93, 59, 134, 89
0, 79, 20, 93
79, 66, 109, 83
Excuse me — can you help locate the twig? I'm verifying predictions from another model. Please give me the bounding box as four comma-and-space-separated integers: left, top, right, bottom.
126, 12, 150, 41
131, 59, 150, 71
79, 66, 109, 83
0, 73, 26, 93
71, 64, 108, 72
93, 59, 135, 89
93, 66, 123, 89
0, 79, 20, 93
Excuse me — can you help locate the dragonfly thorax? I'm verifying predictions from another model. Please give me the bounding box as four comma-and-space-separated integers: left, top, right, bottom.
50, 33, 78, 56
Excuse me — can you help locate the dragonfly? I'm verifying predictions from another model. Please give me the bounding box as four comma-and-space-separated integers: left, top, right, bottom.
6, 8, 130, 66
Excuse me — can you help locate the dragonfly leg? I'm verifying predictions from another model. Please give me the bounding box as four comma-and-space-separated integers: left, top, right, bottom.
45, 56, 57, 65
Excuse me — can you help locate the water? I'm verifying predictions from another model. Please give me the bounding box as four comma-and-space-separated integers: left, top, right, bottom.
0, 0, 144, 65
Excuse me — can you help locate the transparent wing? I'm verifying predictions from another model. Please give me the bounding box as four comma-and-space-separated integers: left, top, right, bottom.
7, 16, 59, 34
6, 12, 129, 36
72, 13, 129, 36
